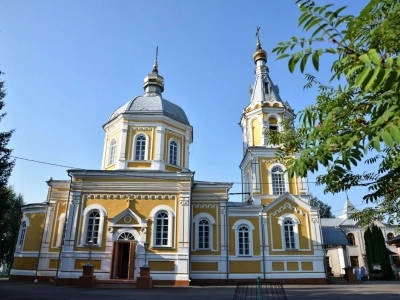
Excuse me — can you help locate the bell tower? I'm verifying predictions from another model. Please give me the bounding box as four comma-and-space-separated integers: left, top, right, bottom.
239, 28, 307, 205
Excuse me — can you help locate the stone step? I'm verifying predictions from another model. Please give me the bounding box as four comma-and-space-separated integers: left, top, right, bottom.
95, 279, 136, 289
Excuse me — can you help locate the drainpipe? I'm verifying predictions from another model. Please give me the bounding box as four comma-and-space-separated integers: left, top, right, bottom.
225, 187, 230, 281
34, 186, 51, 281
260, 207, 266, 279
188, 171, 194, 283
55, 171, 73, 280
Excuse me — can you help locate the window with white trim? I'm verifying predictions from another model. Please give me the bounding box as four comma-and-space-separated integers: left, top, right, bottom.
232, 219, 254, 256
284, 220, 295, 249
80, 204, 107, 247
155, 212, 169, 246
108, 139, 116, 165
16, 221, 27, 252
238, 225, 250, 255
134, 135, 146, 160
86, 211, 101, 244
271, 166, 286, 195
169, 140, 178, 165
198, 219, 210, 249
278, 214, 300, 250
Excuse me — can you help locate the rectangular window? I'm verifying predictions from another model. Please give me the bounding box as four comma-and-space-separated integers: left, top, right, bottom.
238, 227, 250, 255
350, 256, 359, 268
284, 225, 295, 249
198, 220, 210, 249
155, 215, 168, 246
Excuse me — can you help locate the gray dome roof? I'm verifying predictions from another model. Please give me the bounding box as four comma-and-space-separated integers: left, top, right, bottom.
109, 95, 190, 125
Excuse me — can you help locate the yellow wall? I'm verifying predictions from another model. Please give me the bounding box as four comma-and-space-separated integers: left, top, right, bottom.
148, 261, 175, 271
74, 259, 101, 270
230, 261, 261, 273
252, 118, 261, 146
12, 257, 38, 270
259, 159, 298, 195
287, 262, 299, 271
24, 213, 45, 252
301, 262, 313, 271
272, 262, 284, 271
191, 262, 218, 271
192, 205, 220, 255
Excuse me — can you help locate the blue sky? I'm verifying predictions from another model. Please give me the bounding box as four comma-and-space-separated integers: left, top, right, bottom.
1, 0, 368, 216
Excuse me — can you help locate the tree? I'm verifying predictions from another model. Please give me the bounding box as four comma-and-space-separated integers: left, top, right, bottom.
364, 224, 394, 279
0, 70, 17, 269
268, 0, 400, 227
309, 193, 335, 218
0, 186, 24, 268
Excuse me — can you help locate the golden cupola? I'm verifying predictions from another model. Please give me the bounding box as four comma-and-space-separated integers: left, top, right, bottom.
252, 40, 267, 63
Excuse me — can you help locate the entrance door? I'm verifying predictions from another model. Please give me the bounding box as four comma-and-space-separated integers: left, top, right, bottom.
111, 236, 137, 279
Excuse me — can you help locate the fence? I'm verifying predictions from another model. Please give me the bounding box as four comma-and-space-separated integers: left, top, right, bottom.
233, 278, 287, 300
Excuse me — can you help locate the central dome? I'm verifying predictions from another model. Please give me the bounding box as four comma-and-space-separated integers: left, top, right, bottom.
108, 95, 190, 125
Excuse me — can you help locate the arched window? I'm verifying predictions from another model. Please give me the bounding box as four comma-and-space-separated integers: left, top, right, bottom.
347, 233, 356, 245
278, 214, 300, 250
108, 139, 116, 165
198, 219, 210, 249
16, 221, 27, 252
155, 212, 169, 246
232, 220, 254, 256
86, 211, 101, 244
238, 225, 250, 255
118, 232, 135, 241
169, 140, 178, 165
284, 220, 296, 249
387, 232, 394, 240
271, 166, 286, 195
134, 135, 146, 160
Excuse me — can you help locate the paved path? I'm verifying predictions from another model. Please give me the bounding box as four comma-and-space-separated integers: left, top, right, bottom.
0, 280, 399, 299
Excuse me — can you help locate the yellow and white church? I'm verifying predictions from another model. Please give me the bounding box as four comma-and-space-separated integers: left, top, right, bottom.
10, 38, 327, 285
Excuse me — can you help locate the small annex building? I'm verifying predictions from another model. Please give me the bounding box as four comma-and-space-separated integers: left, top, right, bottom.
10, 37, 327, 285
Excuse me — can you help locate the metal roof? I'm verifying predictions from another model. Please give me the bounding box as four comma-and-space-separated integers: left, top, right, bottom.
109, 95, 190, 125
322, 227, 349, 248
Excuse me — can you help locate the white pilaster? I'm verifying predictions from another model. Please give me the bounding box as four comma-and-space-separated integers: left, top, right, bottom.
117, 123, 128, 169
154, 126, 166, 170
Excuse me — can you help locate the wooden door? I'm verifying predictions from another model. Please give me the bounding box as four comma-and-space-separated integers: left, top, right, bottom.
127, 241, 136, 279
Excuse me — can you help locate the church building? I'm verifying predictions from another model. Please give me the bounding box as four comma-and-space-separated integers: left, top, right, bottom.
10, 36, 327, 285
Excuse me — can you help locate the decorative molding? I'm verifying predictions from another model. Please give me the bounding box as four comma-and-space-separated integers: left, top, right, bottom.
261, 159, 278, 164
180, 200, 189, 206
165, 129, 184, 139
269, 202, 307, 217
132, 126, 153, 131
84, 194, 176, 200
192, 204, 218, 209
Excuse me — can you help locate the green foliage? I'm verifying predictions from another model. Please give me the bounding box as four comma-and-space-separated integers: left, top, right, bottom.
0, 186, 24, 267
0, 70, 18, 268
268, 0, 400, 228
366, 224, 394, 279
309, 193, 335, 218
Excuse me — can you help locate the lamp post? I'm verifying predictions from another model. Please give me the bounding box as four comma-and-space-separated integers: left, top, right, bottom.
143, 242, 149, 267
87, 240, 94, 266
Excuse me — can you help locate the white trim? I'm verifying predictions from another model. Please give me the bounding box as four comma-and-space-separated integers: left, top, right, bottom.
268, 163, 289, 195
278, 213, 300, 250
232, 219, 255, 257
79, 204, 107, 247
55, 212, 66, 248
193, 213, 215, 251
150, 205, 175, 248
133, 132, 149, 160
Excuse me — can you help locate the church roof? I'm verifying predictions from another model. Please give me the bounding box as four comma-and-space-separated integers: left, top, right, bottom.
338, 198, 358, 219
108, 95, 190, 125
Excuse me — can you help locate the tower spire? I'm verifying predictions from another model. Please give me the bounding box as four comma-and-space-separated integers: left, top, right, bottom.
253, 26, 267, 63
152, 46, 159, 74
143, 46, 164, 95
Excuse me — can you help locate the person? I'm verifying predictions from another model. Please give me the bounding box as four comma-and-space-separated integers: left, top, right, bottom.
360, 266, 367, 282
354, 266, 362, 283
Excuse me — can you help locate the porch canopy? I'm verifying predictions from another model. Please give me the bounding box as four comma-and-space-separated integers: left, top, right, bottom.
387, 234, 400, 247
322, 227, 349, 248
